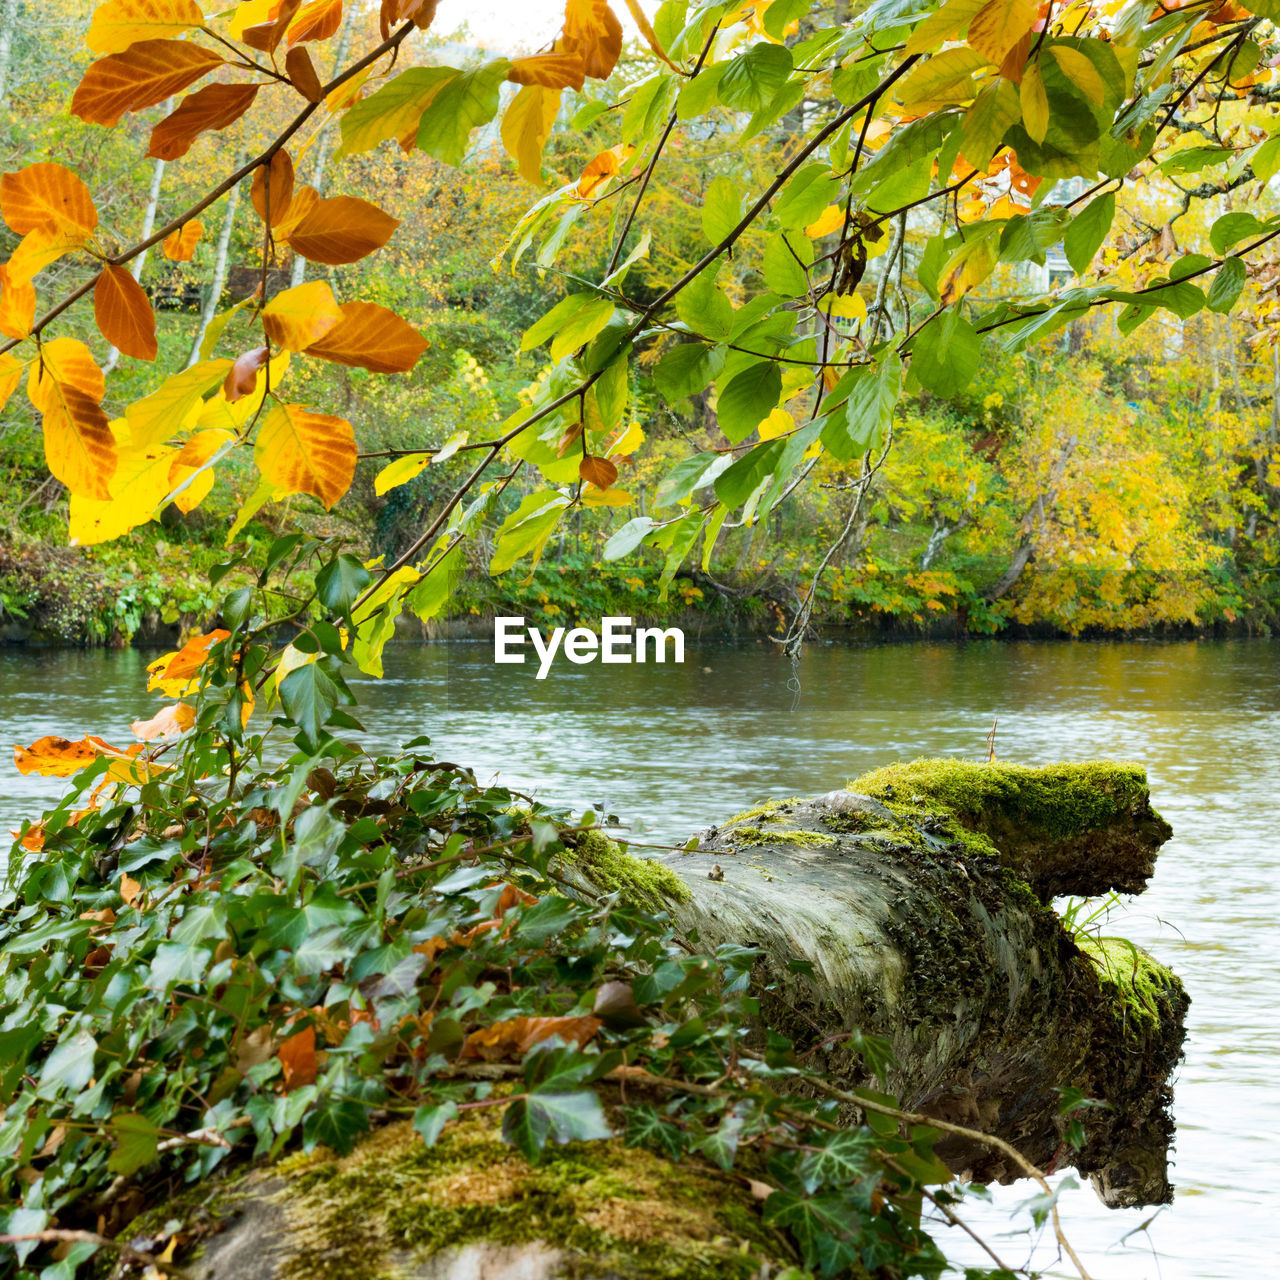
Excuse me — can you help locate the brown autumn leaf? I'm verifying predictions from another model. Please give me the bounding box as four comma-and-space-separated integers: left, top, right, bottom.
242, 0, 303, 52
251, 151, 295, 228
303, 301, 429, 374
557, 420, 584, 457
130, 702, 196, 741
163, 219, 203, 261
285, 46, 323, 102
261, 280, 343, 350
287, 0, 343, 46
120, 872, 142, 906
71, 39, 224, 127
148, 83, 261, 160
459, 1014, 602, 1062
0, 161, 98, 235
592, 980, 646, 1028
28, 336, 115, 500
561, 0, 623, 81
274, 184, 320, 240
0, 263, 35, 339
278, 1024, 317, 1090
283, 194, 399, 265
94, 264, 158, 361
580, 454, 618, 489
224, 346, 270, 402
235, 1025, 276, 1075
380, 0, 439, 39
84, 945, 113, 974
255, 403, 356, 509
508, 51, 586, 91
14, 735, 107, 777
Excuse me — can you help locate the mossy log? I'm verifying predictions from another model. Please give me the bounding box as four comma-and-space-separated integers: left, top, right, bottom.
658, 759, 1187, 1209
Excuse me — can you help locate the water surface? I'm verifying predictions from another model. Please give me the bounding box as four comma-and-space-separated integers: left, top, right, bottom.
1, 637, 1275, 1280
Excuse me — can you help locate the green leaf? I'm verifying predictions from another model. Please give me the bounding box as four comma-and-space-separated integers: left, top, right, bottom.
714, 439, 783, 509
280, 661, 340, 745
502, 1089, 612, 1161
604, 516, 657, 560
674, 269, 735, 339
1252, 133, 1280, 181
774, 164, 841, 230
824, 354, 901, 461
911, 311, 979, 397
38, 1027, 97, 1094
315, 554, 371, 616
717, 42, 794, 112
413, 1100, 458, 1147
1210, 211, 1265, 255
716, 360, 783, 442
1064, 191, 1115, 276
1206, 257, 1246, 314
302, 1097, 370, 1156
702, 175, 743, 245
340, 67, 460, 156
415, 60, 511, 167
108, 1112, 162, 1176
654, 451, 735, 507
654, 342, 723, 403
521, 292, 615, 361
962, 79, 1019, 168
490, 492, 571, 575
762, 230, 813, 297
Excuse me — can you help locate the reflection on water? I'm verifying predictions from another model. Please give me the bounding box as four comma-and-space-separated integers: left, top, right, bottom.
1, 637, 1277, 1280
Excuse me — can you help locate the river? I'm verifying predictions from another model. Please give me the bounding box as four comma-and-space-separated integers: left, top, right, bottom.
1, 637, 1276, 1280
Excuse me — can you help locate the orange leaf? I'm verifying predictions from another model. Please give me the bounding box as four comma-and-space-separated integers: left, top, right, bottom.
278, 1024, 317, 1090
580, 454, 618, 489
561, 0, 623, 80
163, 220, 203, 261
261, 280, 343, 350
0, 263, 35, 339
274, 184, 319, 240
29, 337, 115, 500
287, 0, 343, 46
120, 872, 142, 906
148, 83, 261, 161
508, 51, 586, 90
285, 46, 323, 101
14, 735, 106, 777
0, 162, 97, 235
86, 0, 205, 54
251, 151, 295, 228
224, 346, 270, 401
130, 702, 196, 741
460, 1015, 602, 1062
240, 0, 303, 52
71, 39, 224, 127
303, 301, 428, 373
379, 0, 438, 37
576, 146, 629, 198
95, 265, 158, 361
255, 403, 355, 509
147, 629, 231, 693
283, 193, 398, 265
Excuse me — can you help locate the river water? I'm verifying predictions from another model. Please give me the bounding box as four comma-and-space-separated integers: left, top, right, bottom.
1, 637, 1276, 1280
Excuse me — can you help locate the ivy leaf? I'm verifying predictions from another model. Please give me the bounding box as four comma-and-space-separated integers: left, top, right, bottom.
502, 1088, 612, 1161
302, 1097, 370, 1156
107, 1111, 162, 1176
413, 1100, 459, 1147
37, 1026, 97, 1094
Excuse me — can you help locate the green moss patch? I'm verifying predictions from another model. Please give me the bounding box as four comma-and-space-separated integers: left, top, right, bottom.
562, 829, 691, 906
729, 826, 835, 849
1077, 936, 1181, 1035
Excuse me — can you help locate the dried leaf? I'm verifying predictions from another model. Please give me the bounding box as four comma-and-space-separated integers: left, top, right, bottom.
508, 52, 586, 90
130, 702, 196, 741
120, 872, 142, 906
278, 1024, 317, 1090
224, 346, 270, 402
580, 454, 618, 489
148, 83, 261, 160
460, 1014, 602, 1062
285, 46, 323, 101
251, 151, 295, 228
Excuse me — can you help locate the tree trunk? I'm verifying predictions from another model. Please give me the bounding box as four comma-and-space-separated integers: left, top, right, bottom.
186, 167, 243, 367
661, 759, 1187, 1209
0, 0, 19, 107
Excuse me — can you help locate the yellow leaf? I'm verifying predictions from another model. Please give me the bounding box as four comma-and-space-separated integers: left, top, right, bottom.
0, 352, 22, 413
1049, 45, 1107, 106
255, 402, 355, 508
576, 145, 632, 198
804, 204, 845, 239
606, 420, 643, 458
508, 52, 585, 90
86, 0, 206, 54
274, 641, 317, 691
286, 0, 342, 45
621, 0, 680, 71
967, 0, 1036, 67
897, 47, 989, 109
130, 702, 196, 741
904, 0, 986, 56
196, 352, 290, 432
1020, 60, 1049, 144
147, 629, 229, 696
758, 407, 795, 440
501, 83, 562, 186
374, 452, 432, 496
261, 280, 343, 350
0, 263, 34, 339
168, 426, 235, 513
6, 227, 88, 288
29, 337, 115, 500
229, 0, 274, 38
68, 442, 179, 545
580, 487, 631, 508
939, 237, 998, 305
123, 359, 231, 448
818, 292, 868, 322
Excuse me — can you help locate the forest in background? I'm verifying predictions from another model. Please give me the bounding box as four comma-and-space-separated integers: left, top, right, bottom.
0, 0, 1277, 646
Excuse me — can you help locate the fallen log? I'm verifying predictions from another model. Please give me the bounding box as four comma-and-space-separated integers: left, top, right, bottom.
661, 759, 1187, 1209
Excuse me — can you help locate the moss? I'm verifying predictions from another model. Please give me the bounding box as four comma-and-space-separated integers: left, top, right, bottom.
257, 1112, 781, 1280
850, 758, 1151, 842
722, 798, 804, 826
1077, 935, 1180, 1034
562, 829, 691, 906
729, 826, 835, 849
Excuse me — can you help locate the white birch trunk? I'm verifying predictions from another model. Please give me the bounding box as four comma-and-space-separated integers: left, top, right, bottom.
186, 170, 242, 367
0, 0, 20, 108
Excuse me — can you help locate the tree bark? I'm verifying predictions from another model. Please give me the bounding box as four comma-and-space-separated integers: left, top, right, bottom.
662, 759, 1187, 1209
186, 167, 243, 367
